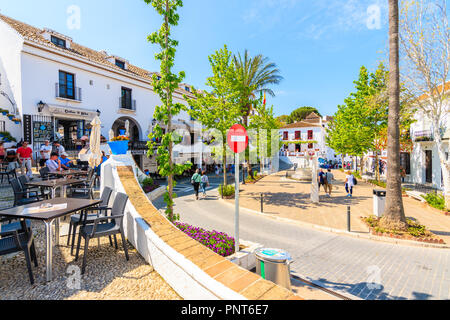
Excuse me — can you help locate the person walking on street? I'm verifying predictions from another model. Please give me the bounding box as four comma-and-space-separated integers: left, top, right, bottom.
17, 141, 34, 179
345, 171, 356, 197
191, 169, 202, 200
318, 169, 326, 193
326, 169, 335, 197
200, 171, 209, 198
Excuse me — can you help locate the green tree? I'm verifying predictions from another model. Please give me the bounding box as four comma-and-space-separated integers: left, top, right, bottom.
184, 45, 242, 187
233, 50, 283, 176
288, 107, 322, 124
145, 0, 191, 222
326, 65, 390, 172
249, 96, 281, 173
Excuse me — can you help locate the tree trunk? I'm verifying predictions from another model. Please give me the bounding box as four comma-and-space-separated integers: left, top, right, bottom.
223, 140, 228, 187
165, 0, 174, 221
380, 0, 407, 230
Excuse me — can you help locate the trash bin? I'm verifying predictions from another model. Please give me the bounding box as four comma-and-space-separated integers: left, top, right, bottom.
373, 189, 387, 218
255, 248, 293, 291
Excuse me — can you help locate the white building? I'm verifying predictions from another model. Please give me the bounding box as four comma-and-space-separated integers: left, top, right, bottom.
409, 84, 449, 189
0, 14, 200, 172
279, 112, 340, 163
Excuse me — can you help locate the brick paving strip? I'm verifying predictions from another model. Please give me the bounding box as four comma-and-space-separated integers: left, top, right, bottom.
226, 170, 450, 246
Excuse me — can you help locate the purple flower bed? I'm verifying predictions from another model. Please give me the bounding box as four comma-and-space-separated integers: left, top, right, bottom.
174, 222, 235, 257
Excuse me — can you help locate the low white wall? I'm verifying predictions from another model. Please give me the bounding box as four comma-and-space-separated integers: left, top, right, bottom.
100, 154, 246, 300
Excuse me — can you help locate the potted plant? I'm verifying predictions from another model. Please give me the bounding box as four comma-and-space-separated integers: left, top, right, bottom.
12, 118, 21, 124
7, 114, 14, 120
108, 135, 130, 155
0, 108, 8, 116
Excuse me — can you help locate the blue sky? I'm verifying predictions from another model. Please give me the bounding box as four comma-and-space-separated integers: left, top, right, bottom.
0, 0, 390, 117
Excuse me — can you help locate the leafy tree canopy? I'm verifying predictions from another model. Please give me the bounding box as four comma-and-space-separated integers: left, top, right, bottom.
287, 106, 322, 124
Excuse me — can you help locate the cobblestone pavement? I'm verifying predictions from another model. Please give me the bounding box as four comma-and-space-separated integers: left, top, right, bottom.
224, 170, 450, 243
0, 185, 181, 300
154, 186, 450, 300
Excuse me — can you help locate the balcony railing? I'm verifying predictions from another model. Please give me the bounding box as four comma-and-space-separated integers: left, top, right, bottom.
414, 130, 434, 142
55, 83, 82, 101
119, 97, 136, 111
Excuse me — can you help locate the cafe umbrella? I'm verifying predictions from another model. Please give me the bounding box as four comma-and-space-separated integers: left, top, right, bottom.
88, 116, 103, 168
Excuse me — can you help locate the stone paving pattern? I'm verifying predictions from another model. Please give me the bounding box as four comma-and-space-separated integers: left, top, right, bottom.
156, 178, 450, 300
227, 170, 450, 244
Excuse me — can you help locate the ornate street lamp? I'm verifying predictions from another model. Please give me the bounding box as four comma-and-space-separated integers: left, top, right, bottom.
37, 101, 46, 113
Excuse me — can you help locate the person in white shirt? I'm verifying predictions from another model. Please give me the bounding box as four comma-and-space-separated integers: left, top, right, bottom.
39, 140, 52, 167
345, 171, 355, 198
46, 152, 61, 173
53, 141, 66, 157
200, 171, 210, 198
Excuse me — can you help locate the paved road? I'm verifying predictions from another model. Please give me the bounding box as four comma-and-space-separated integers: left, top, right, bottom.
154, 180, 450, 300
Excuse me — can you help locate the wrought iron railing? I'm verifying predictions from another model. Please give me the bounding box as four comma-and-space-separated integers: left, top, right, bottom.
414, 130, 434, 142
55, 83, 82, 101
119, 97, 136, 111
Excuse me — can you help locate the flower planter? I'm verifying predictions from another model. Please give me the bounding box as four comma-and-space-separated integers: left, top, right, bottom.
7, 115, 14, 120
1, 111, 7, 116
108, 140, 129, 155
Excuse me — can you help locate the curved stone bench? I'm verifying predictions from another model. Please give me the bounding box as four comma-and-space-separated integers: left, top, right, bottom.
101, 155, 302, 300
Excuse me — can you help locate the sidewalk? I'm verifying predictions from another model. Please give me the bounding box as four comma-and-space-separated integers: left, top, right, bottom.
226, 170, 450, 244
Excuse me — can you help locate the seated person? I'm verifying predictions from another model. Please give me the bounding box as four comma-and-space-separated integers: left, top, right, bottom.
46, 152, 62, 173
5, 150, 19, 172
59, 153, 73, 170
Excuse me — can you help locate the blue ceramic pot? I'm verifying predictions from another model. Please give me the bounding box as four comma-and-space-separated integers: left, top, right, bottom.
108, 140, 129, 155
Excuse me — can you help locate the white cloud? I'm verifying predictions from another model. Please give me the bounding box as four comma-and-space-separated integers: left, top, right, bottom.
242, 0, 388, 40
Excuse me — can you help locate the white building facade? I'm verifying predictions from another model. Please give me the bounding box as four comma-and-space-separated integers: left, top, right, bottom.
409, 101, 449, 189
279, 113, 340, 164
0, 14, 199, 172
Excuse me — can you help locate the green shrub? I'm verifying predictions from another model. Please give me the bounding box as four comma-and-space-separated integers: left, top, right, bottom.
141, 177, 154, 188
253, 170, 259, 179
422, 193, 446, 211
219, 184, 235, 197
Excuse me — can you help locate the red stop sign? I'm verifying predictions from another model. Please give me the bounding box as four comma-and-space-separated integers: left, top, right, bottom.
227, 124, 248, 154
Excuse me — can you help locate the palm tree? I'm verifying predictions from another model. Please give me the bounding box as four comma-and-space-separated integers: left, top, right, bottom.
234, 50, 283, 176
380, 0, 407, 230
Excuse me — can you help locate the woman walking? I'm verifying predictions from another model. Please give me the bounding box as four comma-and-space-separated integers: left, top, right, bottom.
345, 171, 355, 198
200, 171, 210, 198
191, 169, 202, 200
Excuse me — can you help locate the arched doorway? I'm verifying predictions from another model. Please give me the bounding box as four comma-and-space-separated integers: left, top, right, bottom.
111, 117, 141, 142
111, 117, 142, 168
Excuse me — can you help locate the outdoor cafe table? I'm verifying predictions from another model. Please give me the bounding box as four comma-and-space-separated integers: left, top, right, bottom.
26, 178, 87, 245
0, 198, 101, 282
52, 170, 89, 178
26, 177, 87, 199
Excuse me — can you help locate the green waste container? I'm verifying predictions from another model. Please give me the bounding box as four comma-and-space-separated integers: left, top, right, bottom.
255, 248, 293, 291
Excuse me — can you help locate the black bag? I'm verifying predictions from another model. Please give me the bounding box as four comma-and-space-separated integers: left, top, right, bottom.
353, 176, 358, 185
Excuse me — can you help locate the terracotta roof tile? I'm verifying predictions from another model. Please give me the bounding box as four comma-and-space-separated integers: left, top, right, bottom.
0, 13, 194, 97
281, 121, 322, 129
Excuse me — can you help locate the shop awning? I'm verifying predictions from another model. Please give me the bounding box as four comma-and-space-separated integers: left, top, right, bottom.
47, 104, 99, 121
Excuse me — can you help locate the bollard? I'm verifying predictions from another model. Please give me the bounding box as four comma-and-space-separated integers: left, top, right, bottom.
261, 193, 264, 213
347, 206, 351, 232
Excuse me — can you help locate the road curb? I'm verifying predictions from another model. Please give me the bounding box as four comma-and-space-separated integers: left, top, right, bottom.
217, 196, 450, 250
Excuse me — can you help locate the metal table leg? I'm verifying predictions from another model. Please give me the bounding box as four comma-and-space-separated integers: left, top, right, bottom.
45, 220, 53, 282
55, 218, 60, 245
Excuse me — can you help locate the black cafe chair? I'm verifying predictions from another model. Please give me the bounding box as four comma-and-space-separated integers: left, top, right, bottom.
75, 192, 129, 274
0, 220, 38, 285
